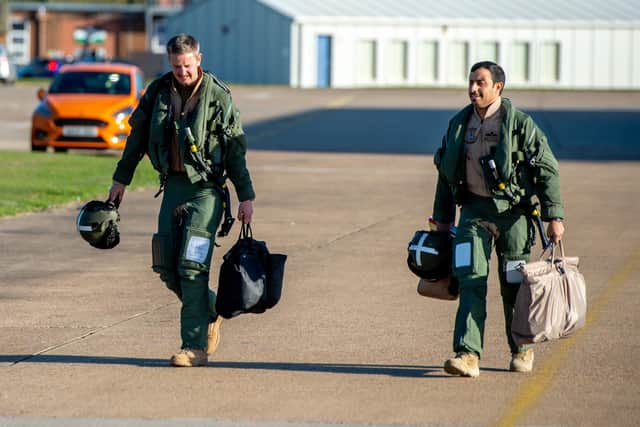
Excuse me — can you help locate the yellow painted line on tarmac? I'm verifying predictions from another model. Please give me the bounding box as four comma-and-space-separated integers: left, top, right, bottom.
326, 95, 353, 109
493, 245, 640, 427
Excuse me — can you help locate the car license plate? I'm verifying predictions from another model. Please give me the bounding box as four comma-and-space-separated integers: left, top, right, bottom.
62, 125, 98, 137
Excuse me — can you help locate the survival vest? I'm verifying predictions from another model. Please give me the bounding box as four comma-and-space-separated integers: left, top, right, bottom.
434, 98, 552, 212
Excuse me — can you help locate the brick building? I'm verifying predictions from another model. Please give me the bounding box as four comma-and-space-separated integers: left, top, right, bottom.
1, 0, 184, 76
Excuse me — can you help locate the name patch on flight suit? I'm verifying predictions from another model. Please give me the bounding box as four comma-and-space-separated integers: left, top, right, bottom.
484, 131, 499, 143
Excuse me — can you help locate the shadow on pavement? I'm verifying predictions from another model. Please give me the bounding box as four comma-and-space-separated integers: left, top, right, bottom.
245, 108, 640, 161
1, 354, 168, 367
209, 361, 447, 377
1, 354, 464, 377
209, 361, 509, 376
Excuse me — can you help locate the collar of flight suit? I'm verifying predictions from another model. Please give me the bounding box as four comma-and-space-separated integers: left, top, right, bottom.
472, 96, 502, 121
170, 67, 204, 118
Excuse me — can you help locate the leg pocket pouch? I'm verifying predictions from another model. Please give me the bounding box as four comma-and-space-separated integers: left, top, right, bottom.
179, 227, 214, 274
152, 232, 177, 274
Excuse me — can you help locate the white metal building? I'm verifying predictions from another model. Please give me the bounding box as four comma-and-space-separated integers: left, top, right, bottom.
167, 0, 640, 89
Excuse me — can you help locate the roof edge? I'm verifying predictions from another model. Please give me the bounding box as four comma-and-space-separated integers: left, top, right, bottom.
10, 2, 146, 14
292, 15, 640, 29
255, 0, 295, 19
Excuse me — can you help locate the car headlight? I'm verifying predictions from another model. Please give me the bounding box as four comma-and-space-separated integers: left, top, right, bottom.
34, 102, 53, 119
113, 106, 134, 125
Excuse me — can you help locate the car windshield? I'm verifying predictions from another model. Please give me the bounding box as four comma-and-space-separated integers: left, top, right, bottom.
49, 71, 131, 95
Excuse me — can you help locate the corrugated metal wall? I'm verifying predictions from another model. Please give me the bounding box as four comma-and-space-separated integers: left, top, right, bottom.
296, 20, 640, 89
167, 0, 292, 85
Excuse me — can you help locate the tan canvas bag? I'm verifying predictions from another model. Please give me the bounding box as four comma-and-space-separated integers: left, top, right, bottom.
511, 241, 587, 346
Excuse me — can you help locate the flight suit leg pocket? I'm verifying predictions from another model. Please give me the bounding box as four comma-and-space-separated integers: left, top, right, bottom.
152, 232, 177, 274
179, 227, 214, 276
152, 233, 181, 295
501, 252, 530, 285
453, 229, 491, 280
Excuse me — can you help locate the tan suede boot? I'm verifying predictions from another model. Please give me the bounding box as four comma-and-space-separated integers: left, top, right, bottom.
206, 316, 223, 355
444, 352, 480, 377
510, 348, 534, 372
170, 349, 208, 367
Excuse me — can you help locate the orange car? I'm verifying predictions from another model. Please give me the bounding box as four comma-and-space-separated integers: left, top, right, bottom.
31, 62, 145, 152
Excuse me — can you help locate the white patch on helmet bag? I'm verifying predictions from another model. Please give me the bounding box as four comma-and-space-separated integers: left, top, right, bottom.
185, 236, 210, 263
455, 242, 471, 268
77, 225, 93, 232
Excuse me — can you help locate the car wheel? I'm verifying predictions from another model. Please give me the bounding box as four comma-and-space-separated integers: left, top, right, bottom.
53, 147, 68, 153
31, 144, 46, 152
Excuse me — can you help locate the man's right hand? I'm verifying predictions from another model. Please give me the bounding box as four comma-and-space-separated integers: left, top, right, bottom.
108, 181, 126, 206
432, 220, 452, 232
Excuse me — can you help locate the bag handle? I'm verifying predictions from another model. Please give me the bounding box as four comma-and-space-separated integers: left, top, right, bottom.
539, 240, 567, 274
538, 241, 554, 261
555, 240, 567, 273
538, 238, 566, 259
238, 222, 253, 240
558, 240, 566, 258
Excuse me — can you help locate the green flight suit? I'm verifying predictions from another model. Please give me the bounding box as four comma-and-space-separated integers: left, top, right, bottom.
112, 71, 255, 350
432, 98, 564, 357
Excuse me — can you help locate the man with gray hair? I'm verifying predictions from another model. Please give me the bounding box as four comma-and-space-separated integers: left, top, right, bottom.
109, 33, 255, 367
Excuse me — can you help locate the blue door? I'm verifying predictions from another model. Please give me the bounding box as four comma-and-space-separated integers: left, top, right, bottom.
317, 35, 332, 88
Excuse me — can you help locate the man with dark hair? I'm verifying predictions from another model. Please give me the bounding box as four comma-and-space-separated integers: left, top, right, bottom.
431, 61, 564, 377
470, 61, 506, 89
108, 33, 255, 367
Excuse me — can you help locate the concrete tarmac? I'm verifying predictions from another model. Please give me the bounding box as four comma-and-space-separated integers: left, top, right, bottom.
1, 84, 639, 426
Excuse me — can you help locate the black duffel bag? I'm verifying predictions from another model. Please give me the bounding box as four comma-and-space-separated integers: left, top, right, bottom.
215, 223, 287, 319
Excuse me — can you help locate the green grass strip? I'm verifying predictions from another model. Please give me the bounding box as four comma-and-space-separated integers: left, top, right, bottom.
0, 151, 158, 217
